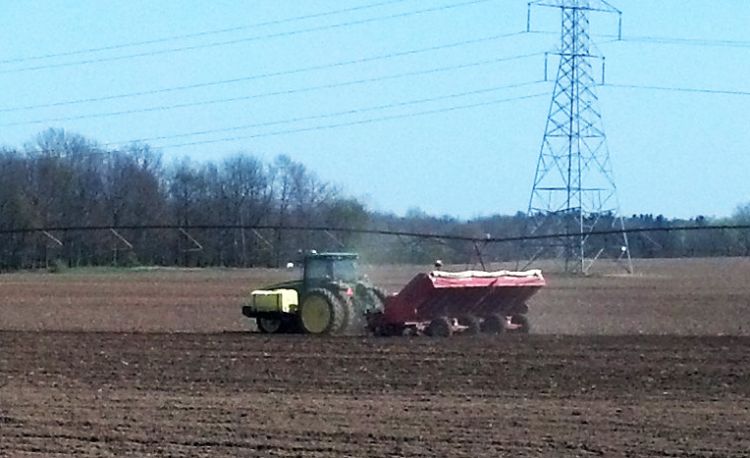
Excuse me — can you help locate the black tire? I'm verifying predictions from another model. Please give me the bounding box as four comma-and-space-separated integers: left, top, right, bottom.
355, 284, 386, 314
362, 289, 382, 313
371, 287, 388, 304
510, 314, 531, 334
426, 317, 453, 338
460, 315, 482, 335
481, 314, 506, 335
339, 294, 360, 335
298, 288, 347, 335
256, 316, 284, 334
373, 324, 402, 337
351, 284, 382, 335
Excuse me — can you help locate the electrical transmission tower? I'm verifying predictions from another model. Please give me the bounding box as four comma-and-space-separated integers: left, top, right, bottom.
525, 0, 633, 274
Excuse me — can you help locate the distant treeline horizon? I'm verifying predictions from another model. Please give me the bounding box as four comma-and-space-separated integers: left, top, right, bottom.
1, 129, 749, 270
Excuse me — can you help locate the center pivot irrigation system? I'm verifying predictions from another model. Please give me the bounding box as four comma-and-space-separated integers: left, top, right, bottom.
2, 222, 749, 269
4, 222, 749, 335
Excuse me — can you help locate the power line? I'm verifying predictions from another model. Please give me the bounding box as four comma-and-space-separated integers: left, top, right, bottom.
0, 31, 528, 114
1, 51, 546, 127
111, 80, 547, 145
0, 0, 498, 74
150, 92, 550, 150
0, 0, 414, 65
492, 224, 750, 244
17, 90, 548, 158
18, 79, 749, 156
601, 83, 750, 97
529, 29, 750, 49
620, 34, 750, 49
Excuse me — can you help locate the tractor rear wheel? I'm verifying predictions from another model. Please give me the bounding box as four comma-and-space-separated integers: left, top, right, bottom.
355, 284, 385, 314
426, 317, 453, 337
481, 314, 506, 335
298, 288, 347, 335
256, 317, 284, 334
371, 287, 388, 304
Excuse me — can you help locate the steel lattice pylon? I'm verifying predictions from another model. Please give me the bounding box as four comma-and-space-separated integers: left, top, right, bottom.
525, 0, 632, 274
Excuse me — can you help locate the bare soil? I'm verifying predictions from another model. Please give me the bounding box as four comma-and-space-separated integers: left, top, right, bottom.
1, 258, 749, 335
1, 258, 749, 456
1, 333, 749, 457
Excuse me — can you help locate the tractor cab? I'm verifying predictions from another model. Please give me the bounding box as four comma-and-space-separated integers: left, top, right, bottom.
303, 252, 359, 290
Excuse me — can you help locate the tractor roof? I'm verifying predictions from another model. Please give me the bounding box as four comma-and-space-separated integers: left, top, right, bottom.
305, 252, 358, 260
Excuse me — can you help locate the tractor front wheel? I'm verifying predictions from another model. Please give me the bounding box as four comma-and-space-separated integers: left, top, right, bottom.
256, 317, 284, 334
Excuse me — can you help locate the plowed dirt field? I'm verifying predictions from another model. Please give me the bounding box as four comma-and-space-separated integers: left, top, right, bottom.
2, 258, 750, 456
2, 333, 749, 457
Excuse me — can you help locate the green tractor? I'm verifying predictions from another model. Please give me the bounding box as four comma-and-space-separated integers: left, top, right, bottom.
241, 252, 386, 335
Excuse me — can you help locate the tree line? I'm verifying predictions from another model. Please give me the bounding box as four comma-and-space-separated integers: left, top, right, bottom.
0, 129, 748, 271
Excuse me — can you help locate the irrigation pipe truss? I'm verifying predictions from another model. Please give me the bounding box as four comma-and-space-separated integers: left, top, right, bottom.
1, 224, 749, 244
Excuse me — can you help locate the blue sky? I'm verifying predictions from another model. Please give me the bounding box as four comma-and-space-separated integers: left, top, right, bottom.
2, 0, 749, 219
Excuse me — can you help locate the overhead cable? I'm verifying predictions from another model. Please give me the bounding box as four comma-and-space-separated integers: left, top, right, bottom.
529, 29, 750, 49
0, 0, 413, 64
111, 80, 547, 145
0, 31, 528, 113
0, 0, 498, 74
17, 89, 547, 160
1, 51, 546, 127
149, 92, 550, 149
601, 83, 750, 97
621, 34, 750, 49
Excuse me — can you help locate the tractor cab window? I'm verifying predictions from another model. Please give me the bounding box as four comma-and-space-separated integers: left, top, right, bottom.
332, 259, 358, 283
305, 259, 333, 281
305, 257, 358, 283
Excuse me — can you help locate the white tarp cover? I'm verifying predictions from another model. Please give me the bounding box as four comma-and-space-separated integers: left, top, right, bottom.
430, 269, 544, 280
